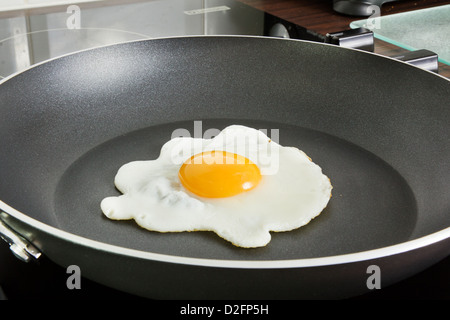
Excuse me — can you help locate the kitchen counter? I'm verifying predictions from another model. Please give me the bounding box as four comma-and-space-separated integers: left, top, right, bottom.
239, 0, 450, 78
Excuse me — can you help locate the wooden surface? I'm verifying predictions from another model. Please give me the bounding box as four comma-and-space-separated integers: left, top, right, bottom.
239, 0, 450, 78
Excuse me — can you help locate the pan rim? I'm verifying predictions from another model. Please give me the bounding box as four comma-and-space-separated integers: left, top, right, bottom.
0, 35, 449, 268
1, 200, 449, 269
0, 34, 449, 86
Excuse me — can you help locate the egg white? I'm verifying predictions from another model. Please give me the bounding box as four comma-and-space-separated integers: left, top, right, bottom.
101, 125, 332, 248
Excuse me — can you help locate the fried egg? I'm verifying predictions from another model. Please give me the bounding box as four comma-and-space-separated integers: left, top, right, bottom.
100, 125, 332, 248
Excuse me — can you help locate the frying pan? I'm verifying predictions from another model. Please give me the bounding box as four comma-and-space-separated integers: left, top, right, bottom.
0, 36, 449, 299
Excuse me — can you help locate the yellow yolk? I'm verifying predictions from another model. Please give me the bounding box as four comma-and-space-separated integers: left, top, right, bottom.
178, 151, 262, 198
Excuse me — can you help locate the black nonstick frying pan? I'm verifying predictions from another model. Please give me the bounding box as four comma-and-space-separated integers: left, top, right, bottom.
0, 36, 449, 299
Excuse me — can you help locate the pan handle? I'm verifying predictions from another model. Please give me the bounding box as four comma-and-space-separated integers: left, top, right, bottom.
0, 215, 41, 263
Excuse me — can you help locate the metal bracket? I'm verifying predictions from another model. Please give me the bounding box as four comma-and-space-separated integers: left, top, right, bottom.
325, 27, 374, 52
391, 49, 439, 73
0, 215, 41, 263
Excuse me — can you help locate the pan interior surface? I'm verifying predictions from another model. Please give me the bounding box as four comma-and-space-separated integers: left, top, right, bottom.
54, 119, 417, 261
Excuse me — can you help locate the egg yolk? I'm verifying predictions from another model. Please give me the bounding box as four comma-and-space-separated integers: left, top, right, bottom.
178, 150, 262, 198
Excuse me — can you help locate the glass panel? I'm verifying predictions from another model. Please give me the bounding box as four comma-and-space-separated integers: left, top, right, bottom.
351, 5, 450, 65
